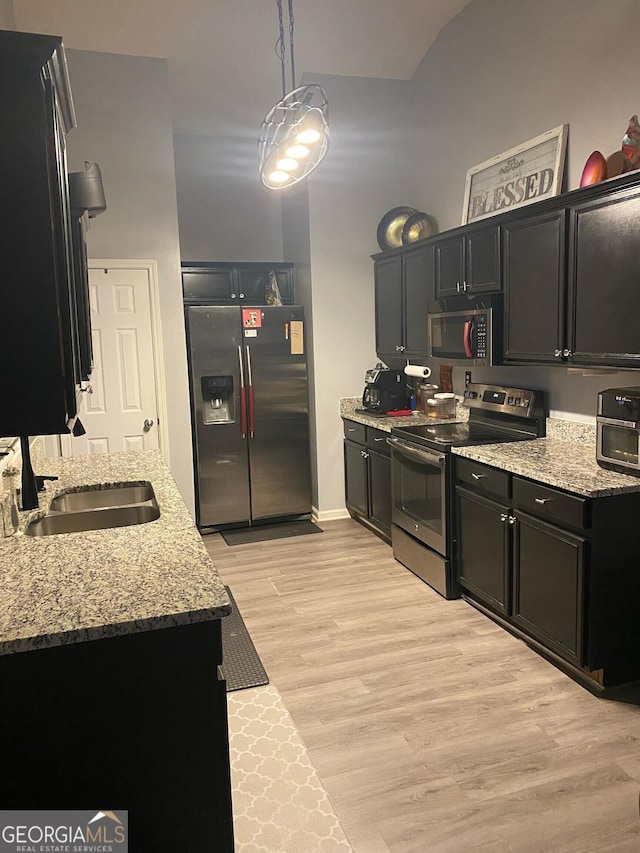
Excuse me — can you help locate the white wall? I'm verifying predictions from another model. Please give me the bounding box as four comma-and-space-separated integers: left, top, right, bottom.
0, 1, 15, 28
281, 181, 317, 506
283, 74, 417, 515
406, 0, 640, 418
173, 134, 284, 261
65, 50, 195, 515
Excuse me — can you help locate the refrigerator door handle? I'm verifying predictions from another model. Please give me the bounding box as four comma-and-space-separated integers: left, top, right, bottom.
238, 345, 247, 438
246, 345, 255, 438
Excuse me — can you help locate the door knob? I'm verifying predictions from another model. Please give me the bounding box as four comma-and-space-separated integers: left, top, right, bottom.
143, 418, 154, 432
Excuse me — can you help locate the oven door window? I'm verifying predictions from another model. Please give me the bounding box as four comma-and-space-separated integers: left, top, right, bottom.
391, 446, 447, 554
601, 423, 639, 465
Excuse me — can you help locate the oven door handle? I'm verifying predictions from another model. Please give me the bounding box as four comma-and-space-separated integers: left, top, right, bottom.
387, 436, 447, 466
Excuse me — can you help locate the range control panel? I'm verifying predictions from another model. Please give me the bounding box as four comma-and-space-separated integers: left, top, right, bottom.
475, 315, 488, 360
463, 383, 541, 418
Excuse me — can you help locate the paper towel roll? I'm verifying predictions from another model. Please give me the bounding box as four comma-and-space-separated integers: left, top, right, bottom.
404, 364, 432, 378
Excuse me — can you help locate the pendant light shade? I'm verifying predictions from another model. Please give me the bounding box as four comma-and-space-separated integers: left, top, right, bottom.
259, 83, 329, 189
259, 0, 330, 189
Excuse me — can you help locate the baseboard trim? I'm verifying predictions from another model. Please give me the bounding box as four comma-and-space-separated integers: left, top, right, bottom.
313, 507, 351, 523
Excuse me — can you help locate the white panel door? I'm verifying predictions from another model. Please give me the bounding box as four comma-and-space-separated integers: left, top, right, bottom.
69, 267, 160, 455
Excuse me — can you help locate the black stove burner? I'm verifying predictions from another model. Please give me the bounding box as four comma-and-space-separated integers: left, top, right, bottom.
391, 420, 533, 450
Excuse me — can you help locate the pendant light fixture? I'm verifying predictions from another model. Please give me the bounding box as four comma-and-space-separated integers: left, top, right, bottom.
259, 0, 330, 189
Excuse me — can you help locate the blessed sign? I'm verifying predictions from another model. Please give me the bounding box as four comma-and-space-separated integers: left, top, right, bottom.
462, 125, 568, 224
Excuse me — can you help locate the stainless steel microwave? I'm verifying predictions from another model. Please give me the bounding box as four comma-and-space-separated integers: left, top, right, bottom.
427, 295, 502, 366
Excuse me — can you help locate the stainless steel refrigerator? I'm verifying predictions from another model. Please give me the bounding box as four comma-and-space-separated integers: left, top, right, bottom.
186, 305, 312, 530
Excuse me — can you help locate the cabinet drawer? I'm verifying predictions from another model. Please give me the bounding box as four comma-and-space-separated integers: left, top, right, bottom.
456, 458, 510, 500
366, 426, 391, 455
343, 420, 366, 443
513, 477, 588, 530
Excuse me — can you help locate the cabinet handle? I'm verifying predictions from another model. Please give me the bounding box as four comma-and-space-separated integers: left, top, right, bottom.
231, 293, 237, 299
554, 349, 562, 358
361, 450, 369, 458
239, 292, 245, 299
471, 473, 486, 480
500, 513, 508, 522
456, 282, 461, 292
462, 281, 468, 292
534, 497, 550, 505
562, 348, 573, 358
373, 437, 385, 442
508, 516, 516, 525
347, 428, 357, 432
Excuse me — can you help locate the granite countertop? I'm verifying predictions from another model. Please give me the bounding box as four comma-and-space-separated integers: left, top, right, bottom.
340, 396, 466, 431
0, 450, 230, 656
454, 437, 640, 498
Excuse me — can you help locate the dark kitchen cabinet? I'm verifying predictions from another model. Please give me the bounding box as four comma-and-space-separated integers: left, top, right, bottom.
182, 261, 295, 305
502, 174, 640, 368
503, 209, 566, 363
512, 512, 586, 666
374, 243, 434, 359
454, 456, 640, 689
374, 255, 403, 357
0, 31, 92, 437
343, 419, 391, 542
567, 186, 640, 368
0, 620, 234, 852
434, 223, 500, 298
456, 487, 511, 617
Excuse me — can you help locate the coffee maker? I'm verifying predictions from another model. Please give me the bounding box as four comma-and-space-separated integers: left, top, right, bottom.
361, 365, 408, 414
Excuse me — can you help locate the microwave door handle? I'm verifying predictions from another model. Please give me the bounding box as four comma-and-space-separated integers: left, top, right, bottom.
463, 319, 474, 358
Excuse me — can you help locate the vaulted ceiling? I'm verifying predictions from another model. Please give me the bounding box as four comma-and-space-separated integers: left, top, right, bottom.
11, 0, 471, 136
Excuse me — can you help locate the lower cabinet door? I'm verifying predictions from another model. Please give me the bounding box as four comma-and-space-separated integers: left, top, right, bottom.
511, 512, 586, 666
344, 440, 368, 516
456, 486, 511, 616
368, 449, 391, 536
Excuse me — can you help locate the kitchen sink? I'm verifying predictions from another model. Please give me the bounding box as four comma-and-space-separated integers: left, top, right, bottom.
25, 504, 160, 536
25, 481, 160, 537
49, 483, 155, 513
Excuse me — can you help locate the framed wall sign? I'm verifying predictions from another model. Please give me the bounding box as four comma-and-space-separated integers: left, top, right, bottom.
461, 124, 568, 225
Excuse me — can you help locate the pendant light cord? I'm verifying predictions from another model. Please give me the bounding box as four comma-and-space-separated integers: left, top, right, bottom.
275, 0, 296, 98
276, 0, 286, 99
288, 0, 296, 92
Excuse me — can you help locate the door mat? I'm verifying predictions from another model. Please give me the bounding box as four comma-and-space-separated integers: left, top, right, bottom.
221, 520, 323, 546
221, 586, 269, 692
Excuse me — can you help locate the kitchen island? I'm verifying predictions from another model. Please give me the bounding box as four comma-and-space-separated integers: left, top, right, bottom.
0, 450, 234, 852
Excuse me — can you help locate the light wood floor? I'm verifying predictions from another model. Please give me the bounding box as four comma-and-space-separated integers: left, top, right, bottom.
204, 518, 640, 853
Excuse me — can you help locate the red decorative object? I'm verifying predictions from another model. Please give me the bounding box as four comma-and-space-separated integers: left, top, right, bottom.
580, 151, 607, 187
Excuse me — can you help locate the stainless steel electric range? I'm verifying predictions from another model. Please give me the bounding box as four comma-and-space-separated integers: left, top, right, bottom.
387, 382, 546, 599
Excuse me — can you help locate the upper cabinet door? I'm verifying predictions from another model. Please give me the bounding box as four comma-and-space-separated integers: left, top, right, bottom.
435, 225, 500, 298
568, 188, 640, 368
465, 224, 501, 293
503, 209, 566, 363
374, 254, 403, 356
403, 244, 434, 357
182, 268, 237, 302
434, 235, 464, 297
